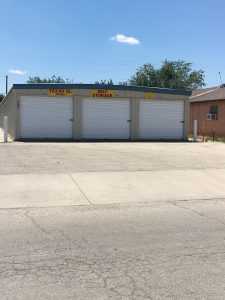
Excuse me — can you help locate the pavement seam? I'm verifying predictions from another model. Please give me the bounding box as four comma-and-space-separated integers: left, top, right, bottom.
1, 167, 225, 176
68, 173, 93, 206
0, 197, 225, 212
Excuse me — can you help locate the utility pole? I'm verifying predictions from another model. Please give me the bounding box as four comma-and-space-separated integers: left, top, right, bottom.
219, 72, 223, 85
5, 75, 8, 95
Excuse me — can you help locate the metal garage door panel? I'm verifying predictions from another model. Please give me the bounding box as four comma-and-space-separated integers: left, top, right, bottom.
139, 100, 184, 139
82, 98, 130, 139
20, 96, 73, 139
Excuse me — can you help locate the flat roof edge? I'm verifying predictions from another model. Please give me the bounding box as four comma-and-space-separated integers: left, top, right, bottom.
190, 98, 225, 103
12, 84, 191, 96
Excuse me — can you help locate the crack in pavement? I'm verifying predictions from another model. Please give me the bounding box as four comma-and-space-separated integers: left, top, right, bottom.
23, 210, 50, 236
68, 173, 93, 206
170, 200, 225, 228
1, 243, 225, 299
0, 254, 154, 299
2, 194, 225, 298
23, 210, 72, 242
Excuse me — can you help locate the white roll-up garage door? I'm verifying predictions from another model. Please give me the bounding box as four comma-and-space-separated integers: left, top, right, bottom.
139, 100, 184, 139
20, 96, 73, 139
82, 98, 130, 139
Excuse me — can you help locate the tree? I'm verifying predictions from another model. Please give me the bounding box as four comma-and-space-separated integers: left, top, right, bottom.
27, 75, 72, 84
129, 60, 205, 90
118, 81, 128, 86
0, 94, 4, 103
94, 79, 114, 86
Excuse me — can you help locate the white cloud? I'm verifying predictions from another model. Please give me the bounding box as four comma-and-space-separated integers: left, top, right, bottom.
9, 69, 27, 76
111, 34, 140, 45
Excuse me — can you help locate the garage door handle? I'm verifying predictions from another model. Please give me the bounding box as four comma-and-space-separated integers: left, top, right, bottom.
180, 121, 185, 124
69, 118, 74, 122
127, 120, 131, 123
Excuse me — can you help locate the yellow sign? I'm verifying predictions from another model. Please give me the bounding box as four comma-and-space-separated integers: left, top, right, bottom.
144, 92, 155, 100
48, 88, 73, 97
91, 89, 116, 98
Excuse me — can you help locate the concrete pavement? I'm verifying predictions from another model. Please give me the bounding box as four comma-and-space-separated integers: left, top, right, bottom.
0, 142, 225, 175
0, 173, 88, 208
72, 168, 225, 204
1, 168, 225, 208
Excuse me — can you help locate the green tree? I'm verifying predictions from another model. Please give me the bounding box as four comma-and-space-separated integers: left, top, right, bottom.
27, 75, 72, 84
94, 79, 114, 86
118, 81, 128, 86
0, 94, 4, 103
129, 60, 205, 90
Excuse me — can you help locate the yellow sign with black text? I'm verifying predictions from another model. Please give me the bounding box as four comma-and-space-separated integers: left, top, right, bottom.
144, 92, 155, 100
91, 89, 116, 98
48, 88, 73, 97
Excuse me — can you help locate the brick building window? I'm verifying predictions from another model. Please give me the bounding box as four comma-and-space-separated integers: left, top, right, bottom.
207, 105, 218, 120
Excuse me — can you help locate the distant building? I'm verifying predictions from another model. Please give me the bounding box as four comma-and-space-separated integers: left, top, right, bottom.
190, 85, 225, 137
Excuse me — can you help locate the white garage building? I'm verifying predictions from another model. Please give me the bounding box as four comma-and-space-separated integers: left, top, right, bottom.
0, 84, 190, 141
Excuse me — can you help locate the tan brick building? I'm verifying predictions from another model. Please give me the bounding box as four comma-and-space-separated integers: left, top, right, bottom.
190, 85, 225, 137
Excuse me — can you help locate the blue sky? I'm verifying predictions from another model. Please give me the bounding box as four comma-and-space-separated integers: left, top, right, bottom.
0, 0, 225, 92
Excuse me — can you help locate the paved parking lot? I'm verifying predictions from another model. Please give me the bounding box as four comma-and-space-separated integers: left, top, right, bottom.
0, 141, 225, 174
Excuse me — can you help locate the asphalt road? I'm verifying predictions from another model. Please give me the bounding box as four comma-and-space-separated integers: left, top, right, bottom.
1, 142, 225, 299
1, 200, 225, 300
